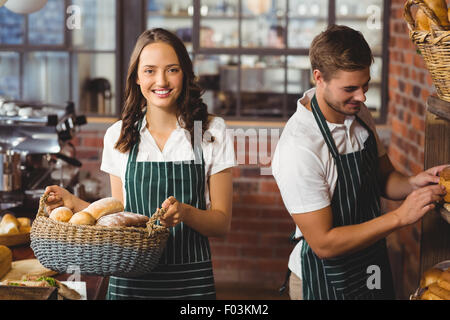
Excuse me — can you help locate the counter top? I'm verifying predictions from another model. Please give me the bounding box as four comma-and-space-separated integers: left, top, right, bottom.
10, 244, 109, 300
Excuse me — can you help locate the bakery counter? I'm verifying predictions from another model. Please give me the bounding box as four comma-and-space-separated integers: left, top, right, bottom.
10, 243, 109, 300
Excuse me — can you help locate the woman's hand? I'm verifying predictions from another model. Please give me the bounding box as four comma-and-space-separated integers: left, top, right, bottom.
159, 196, 189, 228
43, 185, 78, 214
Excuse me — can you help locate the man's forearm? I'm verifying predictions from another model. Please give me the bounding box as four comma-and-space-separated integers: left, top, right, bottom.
383, 170, 413, 201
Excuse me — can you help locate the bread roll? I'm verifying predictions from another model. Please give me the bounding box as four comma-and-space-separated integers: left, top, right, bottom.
85, 197, 124, 220
437, 269, 450, 291
69, 211, 96, 225
420, 267, 442, 288
17, 217, 31, 228
439, 166, 450, 202
420, 289, 444, 300
19, 226, 31, 233
96, 212, 149, 228
0, 245, 12, 279
0, 213, 20, 235
49, 206, 74, 223
428, 282, 450, 299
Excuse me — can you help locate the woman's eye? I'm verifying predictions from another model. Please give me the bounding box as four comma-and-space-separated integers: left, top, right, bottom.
144, 69, 154, 74
168, 68, 180, 73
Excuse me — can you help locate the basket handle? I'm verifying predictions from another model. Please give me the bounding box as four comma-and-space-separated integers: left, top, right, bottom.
146, 208, 168, 233
404, 0, 447, 32
36, 194, 50, 218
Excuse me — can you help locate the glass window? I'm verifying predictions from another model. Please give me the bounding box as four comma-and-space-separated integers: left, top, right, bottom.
241, 0, 286, 48
71, 0, 116, 50
288, 0, 328, 48
147, 0, 194, 52
72, 53, 116, 116
0, 52, 20, 100
0, 7, 24, 45
28, 0, 65, 45
194, 54, 238, 117
23, 52, 70, 105
200, 0, 239, 48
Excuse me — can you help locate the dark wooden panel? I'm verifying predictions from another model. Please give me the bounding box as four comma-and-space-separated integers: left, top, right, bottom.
420, 97, 450, 277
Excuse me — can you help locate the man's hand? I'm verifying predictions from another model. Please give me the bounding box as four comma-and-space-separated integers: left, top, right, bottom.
409, 164, 450, 190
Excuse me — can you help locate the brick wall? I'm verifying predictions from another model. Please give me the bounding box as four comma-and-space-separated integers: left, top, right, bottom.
386, 0, 435, 299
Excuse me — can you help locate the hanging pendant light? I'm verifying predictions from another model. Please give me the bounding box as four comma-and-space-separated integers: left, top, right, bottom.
5, 0, 47, 14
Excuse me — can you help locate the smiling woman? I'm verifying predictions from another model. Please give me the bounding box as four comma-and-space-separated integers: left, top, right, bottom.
42, 28, 236, 300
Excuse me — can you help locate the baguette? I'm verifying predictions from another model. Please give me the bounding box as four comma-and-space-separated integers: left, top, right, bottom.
0, 245, 12, 279
84, 197, 124, 220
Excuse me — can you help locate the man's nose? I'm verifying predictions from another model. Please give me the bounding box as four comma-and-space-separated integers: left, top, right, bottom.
354, 88, 367, 102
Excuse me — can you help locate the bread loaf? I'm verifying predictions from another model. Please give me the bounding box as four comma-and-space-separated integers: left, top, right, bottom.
96, 212, 149, 228
0, 245, 12, 279
0, 213, 20, 235
69, 211, 96, 225
85, 197, 124, 220
49, 206, 74, 223
420, 267, 442, 288
428, 282, 450, 299
416, 8, 431, 31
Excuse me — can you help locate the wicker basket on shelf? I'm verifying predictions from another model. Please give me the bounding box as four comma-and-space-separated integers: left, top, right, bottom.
30, 194, 170, 277
404, 0, 450, 102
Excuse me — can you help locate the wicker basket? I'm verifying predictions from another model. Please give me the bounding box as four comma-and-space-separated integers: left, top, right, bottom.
404, 0, 450, 102
30, 195, 170, 277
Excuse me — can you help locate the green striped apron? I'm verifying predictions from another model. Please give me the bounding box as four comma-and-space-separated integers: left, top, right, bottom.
300, 95, 395, 300
106, 119, 216, 300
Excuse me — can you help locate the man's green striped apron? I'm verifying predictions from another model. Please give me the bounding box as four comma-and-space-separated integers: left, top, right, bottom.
300, 95, 395, 300
107, 119, 216, 299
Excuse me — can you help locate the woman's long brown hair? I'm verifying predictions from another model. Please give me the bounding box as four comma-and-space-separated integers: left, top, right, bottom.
115, 28, 213, 153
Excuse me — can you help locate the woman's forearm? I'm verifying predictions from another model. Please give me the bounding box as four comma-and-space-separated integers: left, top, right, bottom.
71, 195, 91, 213
182, 204, 231, 238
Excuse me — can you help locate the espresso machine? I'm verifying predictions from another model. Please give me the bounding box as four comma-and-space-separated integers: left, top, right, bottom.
0, 98, 87, 215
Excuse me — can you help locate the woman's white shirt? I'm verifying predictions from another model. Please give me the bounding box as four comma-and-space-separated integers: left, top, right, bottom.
101, 115, 236, 209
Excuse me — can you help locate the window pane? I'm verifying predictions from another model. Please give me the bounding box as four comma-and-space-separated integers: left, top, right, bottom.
23, 52, 70, 105
200, 0, 239, 48
194, 54, 238, 117
28, 0, 65, 45
73, 53, 116, 116
71, 0, 116, 50
287, 55, 312, 116
0, 52, 20, 100
288, 0, 328, 48
335, 0, 384, 55
0, 7, 24, 44
239, 55, 285, 118
242, 0, 286, 48
146, 0, 194, 52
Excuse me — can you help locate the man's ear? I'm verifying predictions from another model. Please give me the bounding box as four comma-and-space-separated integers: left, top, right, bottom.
312, 69, 324, 86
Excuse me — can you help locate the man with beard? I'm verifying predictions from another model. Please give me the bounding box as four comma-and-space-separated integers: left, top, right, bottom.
272, 25, 448, 300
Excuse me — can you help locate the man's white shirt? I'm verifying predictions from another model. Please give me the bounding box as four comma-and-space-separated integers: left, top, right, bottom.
272, 87, 386, 279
